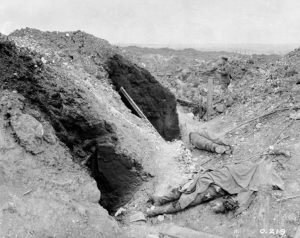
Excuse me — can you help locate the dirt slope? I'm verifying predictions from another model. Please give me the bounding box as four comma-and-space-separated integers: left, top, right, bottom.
0, 90, 120, 237
10, 28, 180, 141
0, 28, 185, 237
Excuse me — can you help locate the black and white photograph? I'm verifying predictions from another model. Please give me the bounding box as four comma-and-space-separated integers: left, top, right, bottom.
0, 0, 300, 237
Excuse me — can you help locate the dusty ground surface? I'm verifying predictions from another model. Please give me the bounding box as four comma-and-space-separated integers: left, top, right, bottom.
1, 28, 300, 238
120, 46, 300, 238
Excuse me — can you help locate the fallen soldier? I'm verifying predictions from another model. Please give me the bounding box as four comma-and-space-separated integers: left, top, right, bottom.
190, 131, 232, 154
146, 158, 283, 217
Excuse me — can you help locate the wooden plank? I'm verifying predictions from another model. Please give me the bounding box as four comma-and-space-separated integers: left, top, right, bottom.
119, 87, 162, 138
119, 87, 148, 120
206, 77, 214, 119
177, 98, 198, 107
160, 224, 224, 238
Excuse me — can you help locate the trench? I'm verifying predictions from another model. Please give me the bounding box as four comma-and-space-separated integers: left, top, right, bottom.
105, 54, 180, 141
0, 39, 180, 215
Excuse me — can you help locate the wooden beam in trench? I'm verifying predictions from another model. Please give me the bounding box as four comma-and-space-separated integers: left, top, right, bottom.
119, 86, 162, 137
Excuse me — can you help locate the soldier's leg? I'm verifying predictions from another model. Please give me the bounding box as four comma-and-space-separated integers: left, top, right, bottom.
147, 185, 226, 217
149, 187, 182, 206
146, 200, 182, 217
188, 185, 227, 208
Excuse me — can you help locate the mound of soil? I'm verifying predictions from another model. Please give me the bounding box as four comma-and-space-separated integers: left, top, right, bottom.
0, 91, 120, 238
0, 29, 174, 237
10, 28, 180, 141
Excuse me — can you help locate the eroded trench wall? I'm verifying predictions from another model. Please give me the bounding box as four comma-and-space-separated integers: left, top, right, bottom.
0, 38, 178, 213
106, 54, 180, 141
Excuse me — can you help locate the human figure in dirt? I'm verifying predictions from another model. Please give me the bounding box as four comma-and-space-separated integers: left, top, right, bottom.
206, 56, 233, 109
147, 182, 233, 217
208, 56, 232, 90
146, 159, 283, 217
217, 56, 232, 91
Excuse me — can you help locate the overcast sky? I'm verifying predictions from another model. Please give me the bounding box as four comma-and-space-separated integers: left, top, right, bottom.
1, 0, 300, 45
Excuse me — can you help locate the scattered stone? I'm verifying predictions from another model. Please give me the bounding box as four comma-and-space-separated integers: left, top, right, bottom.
215, 103, 225, 113
256, 123, 262, 129
41, 57, 47, 64
157, 215, 165, 222
225, 97, 234, 107
186, 112, 194, 119
114, 207, 126, 217
10, 113, 44, 154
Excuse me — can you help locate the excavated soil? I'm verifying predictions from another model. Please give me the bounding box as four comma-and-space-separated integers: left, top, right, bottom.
0, 28, 186, 238
2, 27, 300, 238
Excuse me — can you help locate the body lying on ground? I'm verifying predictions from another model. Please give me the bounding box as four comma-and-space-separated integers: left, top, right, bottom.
146, 158, 283, 217
190, 132, 232, 154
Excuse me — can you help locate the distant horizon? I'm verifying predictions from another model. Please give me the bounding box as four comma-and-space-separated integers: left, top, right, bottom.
116, 42, 300, 55
2, 0, 300, 50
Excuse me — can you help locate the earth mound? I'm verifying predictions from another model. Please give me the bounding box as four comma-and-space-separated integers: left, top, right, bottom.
10, 28, 180, 141
0, 28, 181, 237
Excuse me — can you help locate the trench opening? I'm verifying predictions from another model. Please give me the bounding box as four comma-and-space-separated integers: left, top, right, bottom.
105, 54, 180, 141
87, 150, 119, 213
85, 140, 143, 215
0, 39, 159, 216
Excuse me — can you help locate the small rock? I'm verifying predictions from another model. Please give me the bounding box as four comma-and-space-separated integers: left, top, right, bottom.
256, 123, 262, 129
215, 103, 225, 113
192, 157, 198, 162
186, 112, 194, 119
114, 207, 126, 217
10, 113, 44, 154
41, 57, 47, 64
225, 97, 234, 107
157, 215, 165, 222
189, 164, 196, 172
